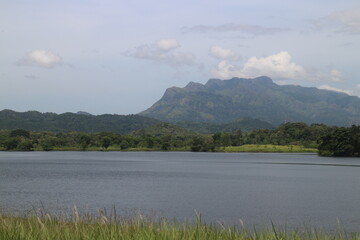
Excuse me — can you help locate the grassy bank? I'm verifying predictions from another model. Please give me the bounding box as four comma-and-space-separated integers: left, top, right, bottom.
224, 144, 317, 153
2, 145, 316, 153
47, 146, 191, 152
0, 212, 357, 240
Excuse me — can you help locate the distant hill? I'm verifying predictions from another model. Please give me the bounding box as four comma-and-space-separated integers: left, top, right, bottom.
140, 76, 360, 126
76, 111, 93, 116
0, 109, 162, 134
175, 117, 274, 134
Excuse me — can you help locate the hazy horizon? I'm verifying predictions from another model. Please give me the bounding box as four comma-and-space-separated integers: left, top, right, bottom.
1, 0, 359, 115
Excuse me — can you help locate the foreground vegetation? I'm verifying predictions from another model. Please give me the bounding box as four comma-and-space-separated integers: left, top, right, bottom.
0, 122, 330, 151
1, 211, 358, 240
0, 122, 359, 156
318, 125, 360, 157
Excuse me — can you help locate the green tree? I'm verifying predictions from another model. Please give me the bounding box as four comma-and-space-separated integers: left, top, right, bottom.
212, 132, 222, 147
101, 136, 112, 150
79, 134, 91, 150
16, 139, 34, 151
318, 126, 360, 157
191, 136, 204, 152
5, 138, 20, 150
231, 130, 243, 146
220, 132, 232, 146
10, 129, 30, 138
120, 140, 130, 150
161, 135, 171, 151
41, 141, 54, 151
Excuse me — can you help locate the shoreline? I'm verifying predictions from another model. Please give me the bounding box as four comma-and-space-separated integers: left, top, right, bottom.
0, 144, 318, 153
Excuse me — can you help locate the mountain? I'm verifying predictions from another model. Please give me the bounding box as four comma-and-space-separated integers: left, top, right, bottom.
76, 111, 93, 116
140, 76, 360, 126
0, 109, 162, 134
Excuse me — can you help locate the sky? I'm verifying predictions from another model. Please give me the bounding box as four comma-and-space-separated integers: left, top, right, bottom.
1, 0, 360, 115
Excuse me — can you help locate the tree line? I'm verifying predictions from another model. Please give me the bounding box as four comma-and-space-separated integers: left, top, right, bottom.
0, 123, 359, 157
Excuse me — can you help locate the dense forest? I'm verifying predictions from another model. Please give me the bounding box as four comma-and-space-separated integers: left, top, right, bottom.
0, 109, 161, 134
1, 122, 358, 156
0, 110, 274, 134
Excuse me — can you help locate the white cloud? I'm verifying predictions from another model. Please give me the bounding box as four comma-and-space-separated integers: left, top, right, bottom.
305, 68, 345, 82
313, 8, 360, 34
19, 50, 62, 68
211, 60, 240, 79
211, 51, 346, 84
210, 46, 239, 60
356, 84, 360, 97
330, 69, 343, 82
123, 39, 196, 66
318, 85, 353, 95
156, 39, 180, 51
212, 51, 306, 80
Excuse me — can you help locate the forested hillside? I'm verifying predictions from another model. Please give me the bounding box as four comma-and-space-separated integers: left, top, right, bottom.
0, 109, 275, 134
141, 76, 360, 126
0, 109, 161, 134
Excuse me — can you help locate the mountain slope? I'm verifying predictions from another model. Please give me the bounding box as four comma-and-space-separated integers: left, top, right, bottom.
0, 109, 162, 134
140, 76, 360, 126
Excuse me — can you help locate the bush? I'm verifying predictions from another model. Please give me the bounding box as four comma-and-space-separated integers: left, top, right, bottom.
16, 140, 34, 151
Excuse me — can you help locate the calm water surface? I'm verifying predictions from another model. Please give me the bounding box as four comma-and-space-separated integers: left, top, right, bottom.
0, 151, 359, 231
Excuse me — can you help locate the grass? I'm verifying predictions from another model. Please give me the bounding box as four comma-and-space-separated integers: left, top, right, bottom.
0, 210, 358, 240
224, 144, 317, 153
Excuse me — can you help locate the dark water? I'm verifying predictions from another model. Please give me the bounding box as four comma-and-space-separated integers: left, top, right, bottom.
0, 151, 359, 231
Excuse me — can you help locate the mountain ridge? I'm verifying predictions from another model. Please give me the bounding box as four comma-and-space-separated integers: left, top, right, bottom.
0, 109, 161, 134
140, 76, 360, 126
0, 109, 272, 134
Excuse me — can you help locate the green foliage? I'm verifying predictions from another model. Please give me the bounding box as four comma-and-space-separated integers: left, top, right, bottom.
134, 122, 194, 136
318, 125, 360, 157
191, 136, 215, 152
191, 136, 204, 152
100, 136, 111, 150
243, 122, 333, 148
0, 121, 355, 155
0, 109, 161, 134
175, 117, 274, 134
120, 140, 130, 150
5, 138, 20, 150
10, 129, 30, 138
160, 135, 171, 150
4, 136, 33, 151
78, 134, 91, 150
41, 141, 54, 151
16, 139, 34, 151
225, 144, 317, 153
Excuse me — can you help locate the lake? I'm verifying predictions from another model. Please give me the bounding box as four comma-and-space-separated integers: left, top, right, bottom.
0, 151, 359, 231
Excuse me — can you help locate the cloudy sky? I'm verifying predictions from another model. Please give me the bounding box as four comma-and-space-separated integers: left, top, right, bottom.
1, 0, 359, 114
